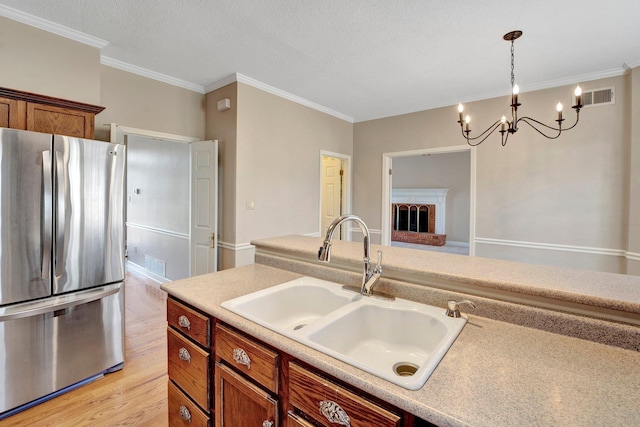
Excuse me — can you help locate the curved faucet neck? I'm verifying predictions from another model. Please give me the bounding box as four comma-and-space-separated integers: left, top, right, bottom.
322, 214, 371, 260
318, 215, 382, 295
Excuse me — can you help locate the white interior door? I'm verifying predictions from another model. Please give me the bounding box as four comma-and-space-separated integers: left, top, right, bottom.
191, 140, 218, 276
321, 156, 344, 238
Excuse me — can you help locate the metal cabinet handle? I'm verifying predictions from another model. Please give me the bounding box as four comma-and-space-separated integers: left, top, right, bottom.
179, 405, 192, 423
232, 348, 251, 368
262, 421, 274, 427
319, 400, 351, 426
179, 347, 191, 363
178, 315, 191, 330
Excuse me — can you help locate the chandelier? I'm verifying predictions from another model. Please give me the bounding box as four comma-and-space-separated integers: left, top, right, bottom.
456, 30, 583, 146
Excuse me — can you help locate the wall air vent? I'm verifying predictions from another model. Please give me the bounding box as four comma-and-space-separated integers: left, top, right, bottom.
577, 87, 615, 107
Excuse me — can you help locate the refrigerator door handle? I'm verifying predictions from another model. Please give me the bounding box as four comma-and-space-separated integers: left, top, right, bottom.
0, 283, 122, 322
54, 150, 66, 278
41, 151, 52, 280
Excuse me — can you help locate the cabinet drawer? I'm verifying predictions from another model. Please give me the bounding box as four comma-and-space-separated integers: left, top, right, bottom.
168, 328, 211, 410
215, 323, 279, 393
167, 298, 210, 347
168, 380, 211, 427
289, 363, 402, 427
287, 410, 315, 426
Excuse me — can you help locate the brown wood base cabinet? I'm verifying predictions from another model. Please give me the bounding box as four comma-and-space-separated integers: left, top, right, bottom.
166, 296, 435, 427
167, 298, 212, 426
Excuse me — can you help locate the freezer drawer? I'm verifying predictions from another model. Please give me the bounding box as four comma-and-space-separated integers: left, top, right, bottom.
0, 283, 125, 415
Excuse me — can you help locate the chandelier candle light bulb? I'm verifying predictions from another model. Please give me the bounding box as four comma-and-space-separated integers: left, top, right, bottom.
456, 30, 584, 146
574, 85, 582, 107
556, 103, 563, 121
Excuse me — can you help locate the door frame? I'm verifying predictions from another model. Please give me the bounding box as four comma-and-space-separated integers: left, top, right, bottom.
109, 124, 203, 280
319, 150, 352, 239
381, 145, 476, 255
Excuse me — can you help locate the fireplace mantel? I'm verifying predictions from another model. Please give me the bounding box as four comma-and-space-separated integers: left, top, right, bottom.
391, 188, 449, 235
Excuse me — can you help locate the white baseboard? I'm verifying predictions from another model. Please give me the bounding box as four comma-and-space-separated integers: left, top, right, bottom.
126, 261, 170, 284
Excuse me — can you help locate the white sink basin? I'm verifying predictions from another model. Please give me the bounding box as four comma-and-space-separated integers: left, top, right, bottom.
220, 277, 358, 332
305, 298, 465, 389
221, 276, 468, 390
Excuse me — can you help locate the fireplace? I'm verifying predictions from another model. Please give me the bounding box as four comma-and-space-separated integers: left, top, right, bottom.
391, 189, 448, 246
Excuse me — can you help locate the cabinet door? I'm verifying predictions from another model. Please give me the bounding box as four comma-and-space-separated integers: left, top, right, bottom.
26, 102, 94, 138
215, 362, 278, 427
0, 96, 26, 129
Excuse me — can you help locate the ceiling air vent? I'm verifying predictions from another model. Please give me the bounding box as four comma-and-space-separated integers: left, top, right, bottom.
578, 87, 615, 107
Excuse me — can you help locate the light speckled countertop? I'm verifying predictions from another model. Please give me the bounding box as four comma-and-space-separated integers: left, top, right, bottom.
161, 235, 640, 426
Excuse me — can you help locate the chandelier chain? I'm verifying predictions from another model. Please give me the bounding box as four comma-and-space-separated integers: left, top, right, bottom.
510, 40, 515, 90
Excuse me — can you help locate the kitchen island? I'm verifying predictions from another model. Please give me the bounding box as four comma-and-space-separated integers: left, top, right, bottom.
161, 235, 640, 427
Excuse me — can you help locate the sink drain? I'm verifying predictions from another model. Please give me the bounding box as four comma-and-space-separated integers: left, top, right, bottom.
293, 324, 306, 331
393, 362, 419, 377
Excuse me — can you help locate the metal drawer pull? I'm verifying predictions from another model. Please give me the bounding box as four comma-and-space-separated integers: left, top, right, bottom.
179, 347, 191, 363
319, 400, 351, 426
232, 348, 251, 368
178, 315, 191, 330
262, 421, 274, 427
179, 405, 192, 422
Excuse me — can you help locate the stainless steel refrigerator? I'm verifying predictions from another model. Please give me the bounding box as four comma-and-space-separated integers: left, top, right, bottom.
0, 128, 126, 418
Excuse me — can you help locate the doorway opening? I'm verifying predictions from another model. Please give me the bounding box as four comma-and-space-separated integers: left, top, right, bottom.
381, 146, 476, 256
319, 151, 351, 239
109, 124, 218, 282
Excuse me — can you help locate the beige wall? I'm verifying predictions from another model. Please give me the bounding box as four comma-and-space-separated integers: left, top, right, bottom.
205, 83, 239, 270
628, 68, 640, 275
208, 82, 353, 268
355, 75, 635, 274
96, 65, 205, 141
0, 16, 101, 104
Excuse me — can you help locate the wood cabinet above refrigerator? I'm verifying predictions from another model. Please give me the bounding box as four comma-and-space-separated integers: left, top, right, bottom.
0, 87, 104, 139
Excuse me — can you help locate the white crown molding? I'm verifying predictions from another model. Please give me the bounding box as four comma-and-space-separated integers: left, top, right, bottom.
205, 74, 239, 92
0, 4, 108, 49
358, 66, 630, 123
206, 73, 354, 123
101, 56, 205, 93
625, 60, 640, 70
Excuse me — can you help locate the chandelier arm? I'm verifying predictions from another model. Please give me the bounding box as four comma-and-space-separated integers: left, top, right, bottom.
461, 121, 502, 146
517, 117, 562, 139
502, 130, 510, 146
561, 111, 580, 131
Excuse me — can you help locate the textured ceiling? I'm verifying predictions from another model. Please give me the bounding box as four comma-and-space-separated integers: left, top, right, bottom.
1, 0, 639, 122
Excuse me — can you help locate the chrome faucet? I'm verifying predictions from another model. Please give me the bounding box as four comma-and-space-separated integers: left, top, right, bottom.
318, 214, 383, 296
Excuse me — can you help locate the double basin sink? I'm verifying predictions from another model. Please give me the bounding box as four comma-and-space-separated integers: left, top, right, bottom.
221, 276, 468, 390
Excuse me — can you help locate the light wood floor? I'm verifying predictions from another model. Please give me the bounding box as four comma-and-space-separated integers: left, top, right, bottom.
2, 272, 169, 427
